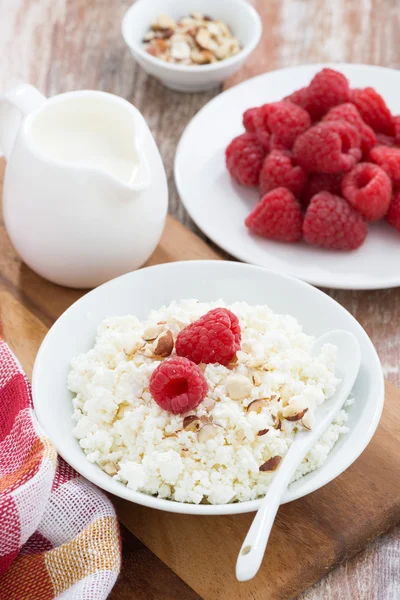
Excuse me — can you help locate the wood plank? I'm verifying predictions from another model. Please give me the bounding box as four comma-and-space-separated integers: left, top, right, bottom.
109, 526, 201, 600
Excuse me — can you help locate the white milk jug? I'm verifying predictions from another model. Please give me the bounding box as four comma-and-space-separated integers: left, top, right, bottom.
0, 84, 168, 288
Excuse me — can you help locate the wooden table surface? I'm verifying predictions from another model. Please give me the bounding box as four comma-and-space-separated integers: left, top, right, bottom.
1, 0, 399, 598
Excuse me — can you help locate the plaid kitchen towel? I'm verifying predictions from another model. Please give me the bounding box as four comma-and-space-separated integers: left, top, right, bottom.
0, 339, 121, 599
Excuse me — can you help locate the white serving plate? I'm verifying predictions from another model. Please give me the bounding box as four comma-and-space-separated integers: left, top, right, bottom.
32, 261, 384, 515
175, 63, 400, 290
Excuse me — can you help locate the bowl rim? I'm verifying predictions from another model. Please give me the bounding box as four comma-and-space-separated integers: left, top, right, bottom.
32, 260, 385, 516
121, 0, 263, 74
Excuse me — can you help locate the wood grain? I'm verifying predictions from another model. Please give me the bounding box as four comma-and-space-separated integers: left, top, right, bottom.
1, 0, 400, 598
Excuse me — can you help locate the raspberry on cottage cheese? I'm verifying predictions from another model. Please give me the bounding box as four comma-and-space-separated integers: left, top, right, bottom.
68, 300, 349, 505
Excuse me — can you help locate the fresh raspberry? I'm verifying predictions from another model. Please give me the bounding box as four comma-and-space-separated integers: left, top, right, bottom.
302, 173, 343, 206
255, 128, 270, 151
245, 188, 303, 242
341, 163, 392, 221
375, 133, 396, 148
243, 107, 261, 132
369, 146, 400, 186
243, 104, 272, 144
284, 87, 310, 112
176, 308, 241, 366
393, 116, 400, 145
149, 357, 208, 414
306, 69, 350, 120
303, 192, 367, 250
226, 133, 266, 186
293, 121, 361, 174
350, 87, 394, 135
265, 101, 311, 149
323, 103, 376, 156
259, 150, 307, 197
386, 189, 400, 231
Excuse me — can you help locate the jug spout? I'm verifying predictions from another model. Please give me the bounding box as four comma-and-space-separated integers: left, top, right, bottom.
0, 84, 46, 159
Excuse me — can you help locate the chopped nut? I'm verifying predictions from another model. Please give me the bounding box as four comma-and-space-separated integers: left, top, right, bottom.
183, 415, 202, 431
104, 462, 119, 476
259, 456, 282, 472
272, 414, 282, 430
236, 429, 246, 442
257, 429, 269, 437
226, 374, 252, 400
196, 27, 218, 52
200, 414, 212, 424
124, 339, 145, 356
202, 397, 216, 411
246, 399, 267, 413
283, 406, 309, 422
170, 39, 191, 60
198, 423, 223, 442
252, 373, 262, 387
154, 330, 174, 357
301, 411, 313, 430
143, 324, 164, 341
143, 31, 156, 42
157, 28, 175, 39
152, 14, 177, 31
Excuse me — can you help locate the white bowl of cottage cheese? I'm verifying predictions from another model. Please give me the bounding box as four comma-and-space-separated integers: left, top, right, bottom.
32, 261, 384, 515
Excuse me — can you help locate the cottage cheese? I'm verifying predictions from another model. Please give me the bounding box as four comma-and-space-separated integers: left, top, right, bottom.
68, 300, 348, 505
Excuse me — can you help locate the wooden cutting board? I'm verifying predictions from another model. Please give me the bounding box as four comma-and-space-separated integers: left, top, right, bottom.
1, 161, 399, 599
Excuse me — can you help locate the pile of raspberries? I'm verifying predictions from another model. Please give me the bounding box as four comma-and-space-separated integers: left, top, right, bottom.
225, 68, 400, 250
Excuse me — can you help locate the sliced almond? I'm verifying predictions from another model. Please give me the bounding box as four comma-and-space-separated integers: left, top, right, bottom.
257, 429, 269, 437
226, 374, 252, 400
152, 14, 177, 31
200, 414, 213, 424
157, 28, 175, 39
301, 410, 312, 430
236, 429, 246, 442
154, 330, 174, 357
143, 324, 164, 341
196, 28, 218, 52
170, 40, 191, 60
226, 354, 238, 370
202, 397, 216, 411
283, 406, 309, 422
104, 462, 119, 476
124, 340, 146, 357
183, 415, 202, 432
259, 456, 282, 472
143, 31, 156, 42
198, 423, 223, 442
252, 373, 262, 387
163, 431, 179, 439
272, 414, 282, 430
246, 399, 267, 413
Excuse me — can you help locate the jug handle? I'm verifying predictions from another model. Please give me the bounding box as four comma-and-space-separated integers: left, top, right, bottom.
0, 84, 46, 159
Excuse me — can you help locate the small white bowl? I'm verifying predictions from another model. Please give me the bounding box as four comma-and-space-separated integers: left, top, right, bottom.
121, 0, 262, 92
32, 261, 384, 516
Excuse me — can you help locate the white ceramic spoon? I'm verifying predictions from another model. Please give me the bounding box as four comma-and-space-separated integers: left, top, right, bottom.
236, 330, 361, 582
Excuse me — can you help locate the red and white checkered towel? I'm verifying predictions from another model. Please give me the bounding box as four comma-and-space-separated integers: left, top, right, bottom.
0, 339, 121, 599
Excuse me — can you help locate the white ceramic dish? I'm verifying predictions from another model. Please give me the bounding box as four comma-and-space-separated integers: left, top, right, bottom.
175, 63, 400, 289
121, 0, 262, 93
32, 261, 384, 515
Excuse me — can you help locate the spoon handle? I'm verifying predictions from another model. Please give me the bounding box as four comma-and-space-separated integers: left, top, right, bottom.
235, 452, 297, 582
